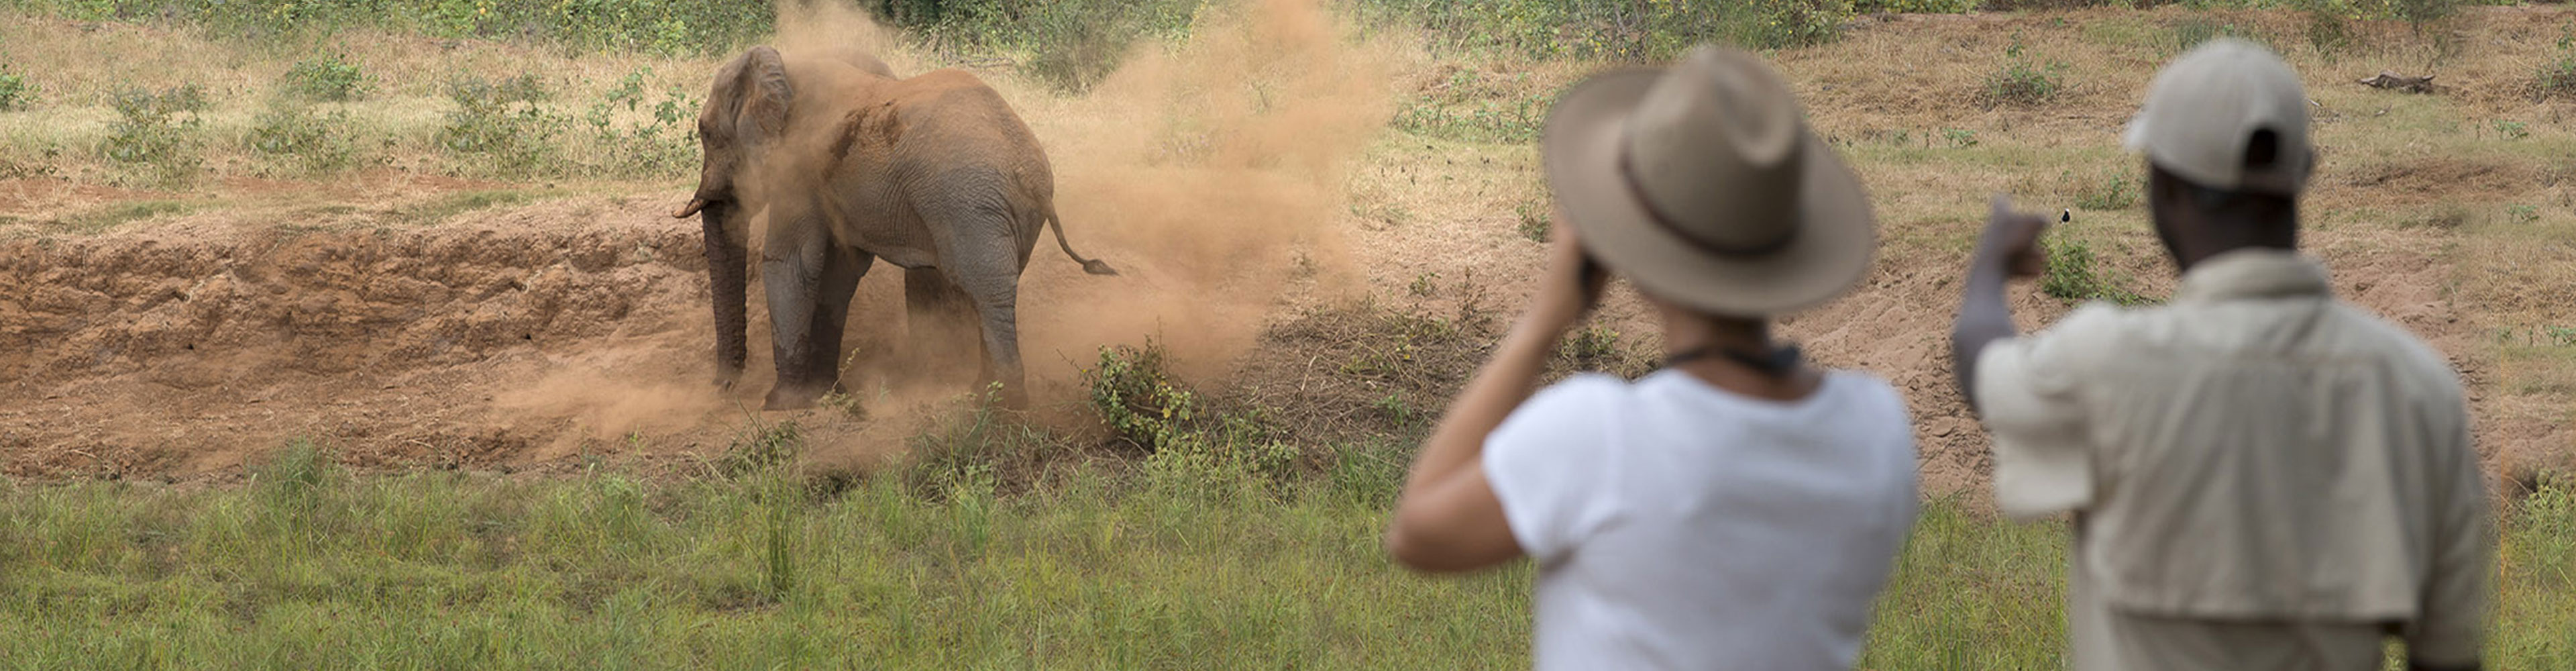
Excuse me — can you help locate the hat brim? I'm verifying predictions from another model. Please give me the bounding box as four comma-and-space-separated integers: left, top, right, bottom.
1542, 69, 1877, 317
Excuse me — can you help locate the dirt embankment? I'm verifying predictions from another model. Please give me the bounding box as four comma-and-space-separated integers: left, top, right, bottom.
0, 196, 746, 478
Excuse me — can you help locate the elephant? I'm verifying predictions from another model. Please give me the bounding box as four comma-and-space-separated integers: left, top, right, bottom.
672, 46, 1117, 411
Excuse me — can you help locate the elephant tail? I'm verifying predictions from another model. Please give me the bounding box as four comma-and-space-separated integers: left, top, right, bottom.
1047, 211, 1118, 276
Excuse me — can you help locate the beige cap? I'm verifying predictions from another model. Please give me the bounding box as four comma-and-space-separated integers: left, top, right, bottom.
2123, 38, 2313, 195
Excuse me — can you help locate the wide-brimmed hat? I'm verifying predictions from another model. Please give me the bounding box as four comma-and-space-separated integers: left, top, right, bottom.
1543, 46, 1875, 317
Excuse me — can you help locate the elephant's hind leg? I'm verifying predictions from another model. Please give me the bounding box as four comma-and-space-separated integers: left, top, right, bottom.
903, 267, 981, 383
808, 247, 873, 398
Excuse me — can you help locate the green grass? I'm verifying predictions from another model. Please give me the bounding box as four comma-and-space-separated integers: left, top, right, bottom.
7, 442, 2569, 668
0, 435, 1533, 669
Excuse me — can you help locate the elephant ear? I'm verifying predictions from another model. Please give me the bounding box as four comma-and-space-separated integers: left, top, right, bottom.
739, 46, 794, 142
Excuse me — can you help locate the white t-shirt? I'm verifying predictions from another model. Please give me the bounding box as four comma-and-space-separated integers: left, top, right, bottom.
1483, 369, 1918, 670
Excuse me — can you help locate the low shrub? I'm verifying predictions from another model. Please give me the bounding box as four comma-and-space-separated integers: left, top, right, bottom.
1942, 127, 1978, 148
1515, 198, 1552, 243
282, 52, 369, 101
246, 103, 359, 172
2070, 171, 2138, 211
437, 74, 566, 174
2039, 236, 2150, 306
101, 84, 209, 181
2535, 28, 2576, 100
1085, 340, 1296, 498
1086, 339, 1199, 453
1978, 40, 2065, 109
0, 70, 35, 111
2296, 0, 2355, 59
580, 68, 698, 178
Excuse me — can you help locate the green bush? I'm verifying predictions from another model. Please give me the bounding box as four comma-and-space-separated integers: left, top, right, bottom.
101, 84, 209, 180
281, 52, 370, 101
0, 70, 35, 111
1515, 198, 1552, 243
2379, 0, 2459, 34
1086, 340, 1199, 453
1084, 340, 1295, 498
436, 74, 566, 174
2039, 236, 2149, 306
2536, 28, 2576, 100
1978, 40, 2065, 108
580, 68, 698, 178
2296, 0, 2355, 58
247, 103, 358, 172
714, 418, 801, 478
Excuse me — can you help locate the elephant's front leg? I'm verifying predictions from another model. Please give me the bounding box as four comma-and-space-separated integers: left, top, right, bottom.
806, 247, 872, 397
760, 223, 833, 411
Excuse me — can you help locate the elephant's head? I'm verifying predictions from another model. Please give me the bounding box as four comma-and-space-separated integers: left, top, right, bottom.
674, 46, 796, 388
673, 46, 794, 221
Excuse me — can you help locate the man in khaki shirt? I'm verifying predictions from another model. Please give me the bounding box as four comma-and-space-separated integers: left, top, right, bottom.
1949, 40, 2491, 670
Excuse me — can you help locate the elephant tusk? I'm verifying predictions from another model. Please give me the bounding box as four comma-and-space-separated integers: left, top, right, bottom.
673, 198, 710, 219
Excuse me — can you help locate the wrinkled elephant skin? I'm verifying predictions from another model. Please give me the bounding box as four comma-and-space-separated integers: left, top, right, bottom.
677, 46, 1116, 411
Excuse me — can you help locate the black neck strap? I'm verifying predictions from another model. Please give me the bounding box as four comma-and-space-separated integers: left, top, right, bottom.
1663, 342, 1805, 376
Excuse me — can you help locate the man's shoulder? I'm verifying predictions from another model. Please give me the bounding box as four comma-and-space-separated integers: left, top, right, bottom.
2322, 302, 2466, 396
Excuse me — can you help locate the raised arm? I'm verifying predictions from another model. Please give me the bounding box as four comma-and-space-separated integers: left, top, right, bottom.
1386, 225, 1605, 573
1951, 195, 2051, 413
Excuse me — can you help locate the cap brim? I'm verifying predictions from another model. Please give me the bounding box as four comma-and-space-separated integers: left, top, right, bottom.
1541, 70, 1877, 317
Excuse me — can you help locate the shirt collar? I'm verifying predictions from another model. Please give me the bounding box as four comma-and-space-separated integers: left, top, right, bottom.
2174, 249, 2332, 303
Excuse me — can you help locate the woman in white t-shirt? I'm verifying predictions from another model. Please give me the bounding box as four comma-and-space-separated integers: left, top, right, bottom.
1384, 46, 1918, 670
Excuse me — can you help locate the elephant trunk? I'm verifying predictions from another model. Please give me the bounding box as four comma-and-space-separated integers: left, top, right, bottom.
700, 202, 750, 387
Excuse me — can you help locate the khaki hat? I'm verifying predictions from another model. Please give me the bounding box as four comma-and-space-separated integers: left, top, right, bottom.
1543, 46, 1876, 317
2123, 38, 2314, 195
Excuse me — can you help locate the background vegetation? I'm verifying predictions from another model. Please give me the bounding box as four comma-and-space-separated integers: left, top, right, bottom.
4, 0, 2574, 667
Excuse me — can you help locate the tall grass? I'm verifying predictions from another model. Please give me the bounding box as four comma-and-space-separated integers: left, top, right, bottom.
6, 445, 2567, 668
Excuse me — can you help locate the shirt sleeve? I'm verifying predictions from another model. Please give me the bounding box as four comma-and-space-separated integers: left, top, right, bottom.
1481, 374, 1623, 565
1974, 305, 2116, 521
2404, 386, 2491, 667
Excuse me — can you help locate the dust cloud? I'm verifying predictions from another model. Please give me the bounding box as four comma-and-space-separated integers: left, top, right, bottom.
509, 0, 1399, 448
739, 0, 1400, 392
1016, 0, 1399, 383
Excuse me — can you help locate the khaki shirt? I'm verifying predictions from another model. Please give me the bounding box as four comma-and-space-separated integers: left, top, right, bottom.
1974, 250, 2491, 670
